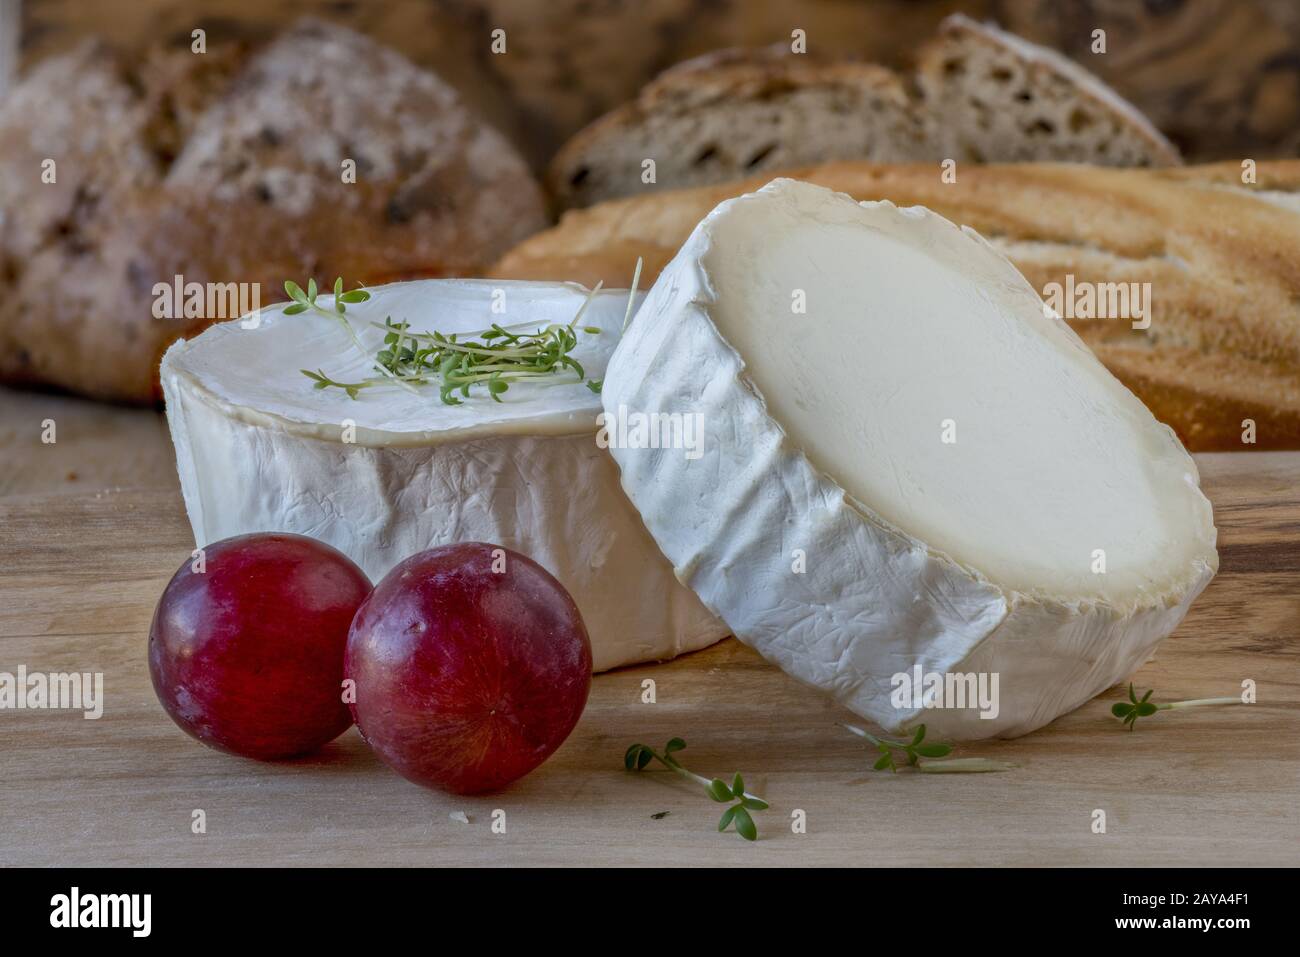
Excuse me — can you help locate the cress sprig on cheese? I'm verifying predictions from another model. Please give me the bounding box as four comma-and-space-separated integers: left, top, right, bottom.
289, 270, 642, 405
288, 277, 420, 397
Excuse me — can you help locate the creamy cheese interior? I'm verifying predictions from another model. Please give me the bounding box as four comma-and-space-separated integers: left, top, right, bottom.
701, 184, 1215, 604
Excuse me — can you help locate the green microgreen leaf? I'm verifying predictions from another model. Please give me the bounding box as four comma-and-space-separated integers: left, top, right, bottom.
914, 743, 953, 758
731, 806, 758, 842
707, 779, 733, 803
1111, 685, 1244, 730
845, 723, 1005, 774
627, 743, 657, 771
1112, 686, 1242, 728
622, 737, 766, 842
300, 369, 369, 400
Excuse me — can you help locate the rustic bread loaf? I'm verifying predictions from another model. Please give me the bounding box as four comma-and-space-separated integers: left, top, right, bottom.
493, 159, 1300, 451
0, 40, 173, 403
0, 19, 547, 404
547, 15, 1181, 210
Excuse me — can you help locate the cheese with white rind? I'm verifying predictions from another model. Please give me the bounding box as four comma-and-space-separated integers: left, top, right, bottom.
601, 178, 1218, 738
161, 279, 728, 672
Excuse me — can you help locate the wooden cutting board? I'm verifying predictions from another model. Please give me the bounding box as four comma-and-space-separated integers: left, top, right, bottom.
0, 452, 1296, 866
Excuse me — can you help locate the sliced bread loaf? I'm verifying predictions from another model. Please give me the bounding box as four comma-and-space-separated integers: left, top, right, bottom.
917, 14, 1181, 166
548, 16, 1181, 209
548, 50, 926, 209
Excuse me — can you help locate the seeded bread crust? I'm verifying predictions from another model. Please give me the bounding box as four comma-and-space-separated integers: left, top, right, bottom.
0, 19, 547, 404
493, 159, 1300, 451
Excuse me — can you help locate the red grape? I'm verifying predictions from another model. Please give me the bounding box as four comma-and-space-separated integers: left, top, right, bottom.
149, 533, 371, 759
346, 542, 592, 794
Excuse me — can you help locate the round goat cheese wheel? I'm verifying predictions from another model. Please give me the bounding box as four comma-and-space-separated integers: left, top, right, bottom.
162, 279, 728, 671
602, 178, 1218, 737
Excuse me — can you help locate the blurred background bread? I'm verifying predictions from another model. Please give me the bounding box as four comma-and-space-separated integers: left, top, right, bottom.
548, 14, 1182, 209
916, 15, 1180, 166
17, 0, 1300, 165
546, 52, 928, 209
0, 18, 546, 402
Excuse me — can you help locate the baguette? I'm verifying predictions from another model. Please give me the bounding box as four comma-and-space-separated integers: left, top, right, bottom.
492, 160, 1300, 451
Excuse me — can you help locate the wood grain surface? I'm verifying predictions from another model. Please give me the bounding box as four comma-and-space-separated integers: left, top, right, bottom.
0, 390, 174, 499
0, 448, 1296, 867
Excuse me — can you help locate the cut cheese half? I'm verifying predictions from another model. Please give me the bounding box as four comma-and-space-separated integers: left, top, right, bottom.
602, 178, 1218, 738
162, 279, 728, 671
